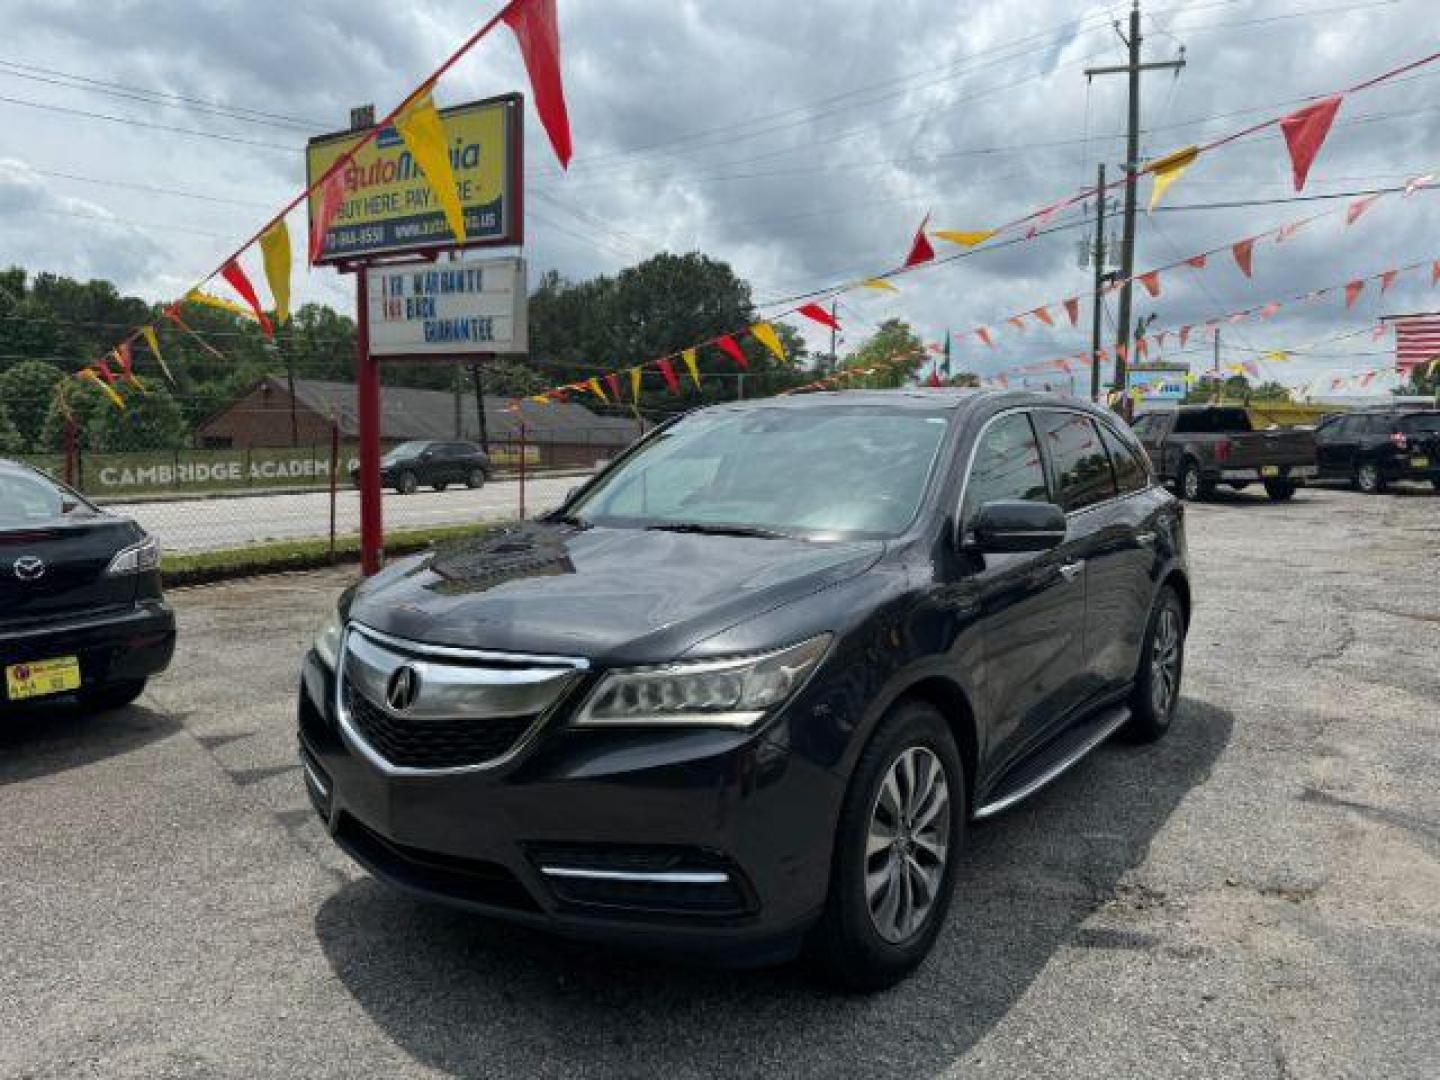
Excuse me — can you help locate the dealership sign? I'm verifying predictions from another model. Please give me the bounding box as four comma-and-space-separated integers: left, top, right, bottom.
306, 94, 521, 265
1127, 364, 1190, 403
366, 255, 527, 356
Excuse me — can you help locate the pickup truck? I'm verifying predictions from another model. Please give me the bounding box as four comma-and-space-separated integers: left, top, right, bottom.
1131, 406, 1316, 501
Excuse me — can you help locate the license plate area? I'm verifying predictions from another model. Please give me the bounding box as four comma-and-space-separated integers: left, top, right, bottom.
1411, 456, 1430, 469
5, 656, 82, 701
1261, 465, 1281, 477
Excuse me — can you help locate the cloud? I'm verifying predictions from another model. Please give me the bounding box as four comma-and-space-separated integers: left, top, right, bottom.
2, 0, 1438, 392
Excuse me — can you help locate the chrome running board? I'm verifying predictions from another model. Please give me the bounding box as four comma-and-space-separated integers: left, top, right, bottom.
973, 705, 1130, 820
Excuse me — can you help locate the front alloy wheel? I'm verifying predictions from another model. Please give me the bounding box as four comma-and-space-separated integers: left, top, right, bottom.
1356, 463, 1385, 494
865, 747, 951, 944
807, 700, 964, 991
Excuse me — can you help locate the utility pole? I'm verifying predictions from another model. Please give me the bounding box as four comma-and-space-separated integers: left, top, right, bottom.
828, 299, 839, 371
471, 362, 490, 452
1085, 0, 1184, 404
1212, 326, 1222, 402
1089, 163, 1109, 402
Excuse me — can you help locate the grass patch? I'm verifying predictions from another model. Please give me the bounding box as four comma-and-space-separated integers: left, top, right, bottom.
162, 522, 504, 587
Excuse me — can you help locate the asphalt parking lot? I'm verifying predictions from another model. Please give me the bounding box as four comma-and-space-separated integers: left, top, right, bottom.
3, 485, 1437, 1079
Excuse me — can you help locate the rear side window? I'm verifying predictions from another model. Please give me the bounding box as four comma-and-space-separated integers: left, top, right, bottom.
1173, 408, 1252, 434
1399, 413, 1440, 433
1098, 423, 1149, 494
1363, 415, 1392, 435
0, 468, 86, 526
961, 412, 1049, 520
1035, 411, 1119, 512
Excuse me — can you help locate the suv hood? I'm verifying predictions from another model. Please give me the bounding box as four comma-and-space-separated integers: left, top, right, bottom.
348, 522, 883, 664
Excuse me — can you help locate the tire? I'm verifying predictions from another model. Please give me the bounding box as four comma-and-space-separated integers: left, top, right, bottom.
1121, 588, 1186, 743
1355, 462, 1386, 494
432, 482, 448, 493
807, 700, 965, 992
1431, 477, 1440, 492
1178, 459, 1212, 502
466, 468, 486, 490
396, 471, 418, 495
82, 679, 146, 713
1227, 482, 1250, 492
1263, 479, 1296, 501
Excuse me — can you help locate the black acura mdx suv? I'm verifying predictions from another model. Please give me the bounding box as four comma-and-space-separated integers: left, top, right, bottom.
298, 390, 1190, 989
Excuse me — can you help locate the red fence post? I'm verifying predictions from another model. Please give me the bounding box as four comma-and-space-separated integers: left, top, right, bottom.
329, 416, 340, 564
518, 420, 527, 521
355, 269, 384, 575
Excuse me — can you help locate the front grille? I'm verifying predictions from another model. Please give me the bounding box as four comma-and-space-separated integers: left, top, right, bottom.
344, 684, 534, 770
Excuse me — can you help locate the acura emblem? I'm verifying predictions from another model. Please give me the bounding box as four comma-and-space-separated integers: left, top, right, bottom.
13, 555, 45, 581
386, 665, 421, 712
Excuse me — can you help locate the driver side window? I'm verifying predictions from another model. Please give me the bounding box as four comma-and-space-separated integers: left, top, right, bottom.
961, 412, 1050, 523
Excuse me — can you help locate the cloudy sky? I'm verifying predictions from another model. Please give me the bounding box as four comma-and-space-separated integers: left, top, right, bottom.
3, 0, 1438, 396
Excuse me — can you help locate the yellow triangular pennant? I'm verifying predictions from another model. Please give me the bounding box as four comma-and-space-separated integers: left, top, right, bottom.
932, 229, 997, 248
682, 348, 701, 389
750, 322, 786, 362
1145, 145, 1200, 211
259, 220, 292, 325
394, 91, 468, 242
860, 278, 898, 292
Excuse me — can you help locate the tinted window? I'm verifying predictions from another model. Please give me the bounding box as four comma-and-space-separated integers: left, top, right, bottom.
1035, 412, 1118, 512
1098, 423, 1148, 494
1362, 414, 1392, 436
570, 406, 951, 538
1130, 414, 1159, 436
1173, 408, 1252, 434
961, 413, 1049, 520
1399, 412, 1440, 433
1333, 415, 1363, 437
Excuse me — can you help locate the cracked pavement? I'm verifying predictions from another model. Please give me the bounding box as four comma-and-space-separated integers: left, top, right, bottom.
1, 484, 1436, 1078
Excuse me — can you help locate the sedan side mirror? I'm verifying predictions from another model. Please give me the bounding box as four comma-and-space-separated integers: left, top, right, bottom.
968, 500, 1068, 554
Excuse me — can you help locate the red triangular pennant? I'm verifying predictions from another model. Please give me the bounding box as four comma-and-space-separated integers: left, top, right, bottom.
604, 372, 622, 400
1380, 269, 1399, 294
1179, 325, 1192, 347
1063, 297, 1079, 326
715, 334, 749, 369
1279, 95, 1342, 192
1138, 270, 1161, 298
905, 213, 935, 268
502, 0, 573, 169
1346, 194, 1380, 226
796, 302, 840, 330
1232, 238, 1256, 278
1186, 253, 1208, 269
1344, 279, 1365, 308
1033, 306, 1054, 327
220, 259, 274, 337
976, 327, 993, 347
1259, 301, 1281, 319
657, 357, 680, 394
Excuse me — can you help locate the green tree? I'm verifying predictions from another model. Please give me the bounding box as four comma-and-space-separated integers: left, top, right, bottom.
0, 397, 22, 453
40, 380, 189, 452
0, 360, 66, 449
839, 319, 924, 388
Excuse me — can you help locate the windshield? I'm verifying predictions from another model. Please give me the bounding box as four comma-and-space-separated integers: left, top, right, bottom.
566, 405, 951, 538
1399, 412, 1440, 433
381, 441, 428, 462
0, 466, 92, 527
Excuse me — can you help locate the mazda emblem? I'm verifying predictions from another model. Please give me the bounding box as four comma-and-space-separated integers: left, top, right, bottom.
13, 555, 46, 582
385, 665, 421, 712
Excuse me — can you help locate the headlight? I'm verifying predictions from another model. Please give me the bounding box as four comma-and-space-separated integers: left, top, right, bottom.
106, 534, 160, 576
313, 606, 344, 670
573, 635, 831, 728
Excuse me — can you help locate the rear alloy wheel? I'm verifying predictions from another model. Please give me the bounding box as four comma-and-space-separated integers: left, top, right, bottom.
397, 471, 418, 495
1263, 478, 1296, 501
1178, 460, 1212, 502
807, 700, 964, 992
1356, 463, 1386, 494
82, 679, 146, 713
1122, 588, 1185, 743
466, 468, 486, 489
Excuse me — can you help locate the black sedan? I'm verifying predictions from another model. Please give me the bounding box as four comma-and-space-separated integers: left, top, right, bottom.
1, 460, 175, 714
298, 390, 1190, 990
352, 440, 493, 494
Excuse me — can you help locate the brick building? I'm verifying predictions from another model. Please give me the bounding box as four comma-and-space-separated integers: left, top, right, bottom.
195, 376, 644, 469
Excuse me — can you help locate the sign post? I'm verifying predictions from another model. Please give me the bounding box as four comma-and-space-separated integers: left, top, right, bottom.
308, 93, 524, 576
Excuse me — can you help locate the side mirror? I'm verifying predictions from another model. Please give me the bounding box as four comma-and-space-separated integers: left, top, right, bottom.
968, 500, 1067, 554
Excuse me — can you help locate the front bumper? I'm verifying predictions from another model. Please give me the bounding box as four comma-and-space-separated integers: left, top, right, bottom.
0, 601, 176, 708
296, 649, 842, 962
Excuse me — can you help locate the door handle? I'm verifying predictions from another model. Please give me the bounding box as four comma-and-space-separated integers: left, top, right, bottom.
1058, 559, 1085, 582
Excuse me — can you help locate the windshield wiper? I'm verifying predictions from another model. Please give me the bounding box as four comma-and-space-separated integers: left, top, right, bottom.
646, 522, 791, 540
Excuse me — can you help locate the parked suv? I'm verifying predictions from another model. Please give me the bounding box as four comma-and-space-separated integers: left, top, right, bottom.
298, 391, 1191, 990
353, 440, 492, 494
1131, 405, 1315, 501
1, 459, 175, 714
1313, 407, 1440, 493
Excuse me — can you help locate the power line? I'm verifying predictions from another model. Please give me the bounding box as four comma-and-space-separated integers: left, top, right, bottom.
0, 93, 301, 152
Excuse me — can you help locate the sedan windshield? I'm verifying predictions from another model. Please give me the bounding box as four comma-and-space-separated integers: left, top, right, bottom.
0, 467, 92, 527
567, 405, 950, 538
